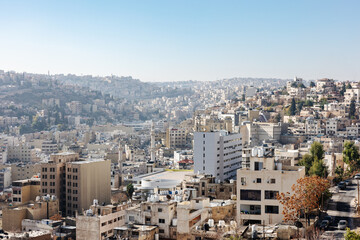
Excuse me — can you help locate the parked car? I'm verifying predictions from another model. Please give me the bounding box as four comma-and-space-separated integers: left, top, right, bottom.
355, 174, 360, 180
323, 216, 333, 224
338, 220, 348, 230
338, 181, 346, 190
345, 179, 351, 186
320, 220, 330, 230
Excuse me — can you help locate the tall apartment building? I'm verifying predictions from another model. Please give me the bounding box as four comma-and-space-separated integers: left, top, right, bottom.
41, 152, 111, 216
194, 131, 242, 182
236, 152, 305, 225
165, 128, 187, 148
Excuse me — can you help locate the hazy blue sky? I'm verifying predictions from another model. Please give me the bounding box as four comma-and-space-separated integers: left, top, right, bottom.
0, 1, 359, 82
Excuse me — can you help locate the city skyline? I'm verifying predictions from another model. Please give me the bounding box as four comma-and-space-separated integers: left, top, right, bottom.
0, 0, 359, 82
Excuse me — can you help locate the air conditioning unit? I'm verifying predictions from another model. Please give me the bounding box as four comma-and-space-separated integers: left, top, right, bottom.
267, 180, 270, 183
241, 182, 246, 185
253, 180, 256, 183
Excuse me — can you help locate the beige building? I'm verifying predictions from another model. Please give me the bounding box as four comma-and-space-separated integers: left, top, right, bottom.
41, 152, 111, 217
2, 198, 59, 232
11, 162, 41, 181
7, 144, 34, 162
12, 178, 41, 205
126, 200, 177, 239
76, 203, 129, 240
236, 155, 305, 225
114, 225, 159, 240
65, 159, 111, 216
182, 174, 236, 200
166, 128, 187, 149
41, 152, 79, 214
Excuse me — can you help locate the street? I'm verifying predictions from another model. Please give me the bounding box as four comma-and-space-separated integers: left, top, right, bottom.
320, 179, 360, 239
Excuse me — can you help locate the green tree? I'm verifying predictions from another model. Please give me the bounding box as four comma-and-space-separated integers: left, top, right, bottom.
310, 81, 315, 87
346, 83, 353, 89
290, 98, 296, 116
343, 141, 360, 171
310, 141, 325, 161
309, 159, 328, 177
299, 142, 326, 176
299, 154, 313, 175
345, 228, 360, 240
350, 99, 356, 119
126, 183, 134, 199
340, 82, 346, 96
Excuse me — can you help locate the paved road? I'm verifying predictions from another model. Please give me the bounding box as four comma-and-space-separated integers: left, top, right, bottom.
320, 179, 360, 239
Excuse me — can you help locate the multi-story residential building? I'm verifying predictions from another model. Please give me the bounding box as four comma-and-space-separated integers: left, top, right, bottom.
0, 146, 7, 163
344, 88, 360, 104
41, 152, 111, 217
316, 78, 335, 92
165, 128, 187, 149
41, 140, 58, 154
7, 143, 33, 162
12, 178, 41, 205
194, 131, 242, 182
241, 122, 284, 146
11, 162, 41, 181
41, 152, 79, 214
65, 159, 111, 216
326, 118, 339, 136
0, 167, 12, 191
236, 153, 305, 225
305, 117, 323, 136
126, 199, 177, 239
182, 174, 236, 200
76, 202, 129, 239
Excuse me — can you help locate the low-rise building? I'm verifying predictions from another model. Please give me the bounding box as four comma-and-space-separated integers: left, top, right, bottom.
76, 202, 129, 240
12, 178, 41, 205
2, 197, 59, 232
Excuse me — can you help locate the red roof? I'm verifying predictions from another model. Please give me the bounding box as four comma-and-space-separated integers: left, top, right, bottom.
178, 159, 194, 164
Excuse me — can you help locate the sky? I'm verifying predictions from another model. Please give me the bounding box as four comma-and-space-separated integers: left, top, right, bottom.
0, 0, 359, 82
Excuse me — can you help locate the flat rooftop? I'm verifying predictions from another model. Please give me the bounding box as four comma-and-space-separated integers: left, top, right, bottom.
133, 170, 193, 183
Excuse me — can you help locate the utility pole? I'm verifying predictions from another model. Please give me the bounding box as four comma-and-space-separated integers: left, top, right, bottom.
356, 179, 360, 213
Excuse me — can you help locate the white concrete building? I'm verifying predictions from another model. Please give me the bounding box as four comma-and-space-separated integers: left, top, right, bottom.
326, 118, 339, 136
0, 167, 12, 191
236, 156, 305, 225
194, 131, 242, 182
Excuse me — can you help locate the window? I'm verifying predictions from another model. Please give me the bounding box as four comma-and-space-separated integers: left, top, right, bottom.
270, 179, 276, 184
254, 162, 263, 171
158, 208, 163, 212
147, 206, 151, 211
146, 217, 151, 222
159, 229, 165, 234
256, 178, 261, 183
159, 219, 165, 224
240, 190, 261, 201
265, 191, 279, 200
129, 216, 135, 222
265, 205, 279, 214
